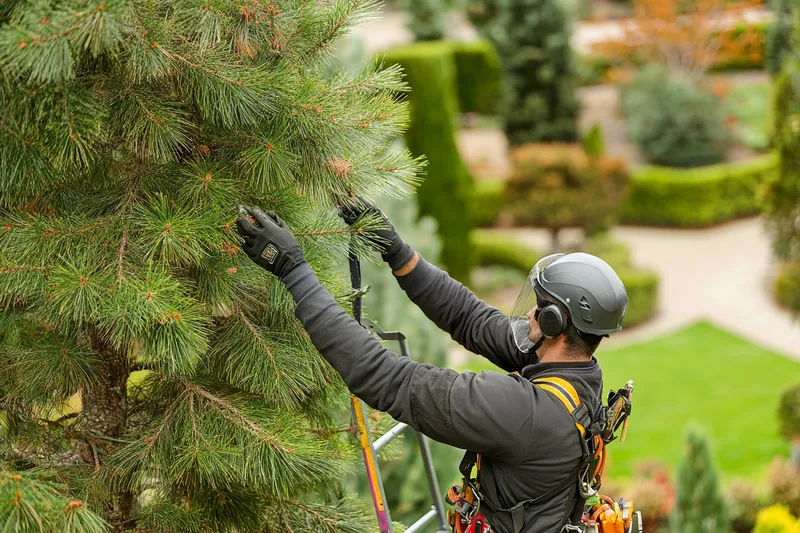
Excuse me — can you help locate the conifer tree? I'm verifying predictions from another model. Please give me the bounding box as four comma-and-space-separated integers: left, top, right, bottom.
0, 0, 422, 531
671, 427, 730, 533
495, 0, 580, 145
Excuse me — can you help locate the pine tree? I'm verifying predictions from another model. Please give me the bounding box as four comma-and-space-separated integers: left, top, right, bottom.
358, 195, 460, 530
495, 0, 581, 146
0, 0, 423, 531
671, 427, 730, 533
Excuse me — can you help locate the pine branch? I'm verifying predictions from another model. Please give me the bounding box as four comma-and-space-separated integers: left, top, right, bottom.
235, 310, 289, 381
180, 380, 288, 451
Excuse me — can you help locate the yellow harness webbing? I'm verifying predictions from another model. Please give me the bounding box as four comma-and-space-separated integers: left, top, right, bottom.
531, 376, 588, 437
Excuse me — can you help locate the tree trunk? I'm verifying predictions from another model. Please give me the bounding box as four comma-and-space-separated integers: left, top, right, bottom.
78, 327, 132, 529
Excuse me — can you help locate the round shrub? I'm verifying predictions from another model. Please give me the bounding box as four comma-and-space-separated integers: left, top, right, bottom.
769, 458, 800, 517
504, 143, 630, 245
622, 66, 731, 168
753, 504, 800, 533
727, 479, 763, 533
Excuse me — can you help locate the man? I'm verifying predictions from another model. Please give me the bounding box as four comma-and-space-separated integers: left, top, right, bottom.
235, 200, 628, 533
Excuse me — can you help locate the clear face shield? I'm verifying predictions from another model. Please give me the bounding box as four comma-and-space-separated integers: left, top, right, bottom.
509, 253, 565, 352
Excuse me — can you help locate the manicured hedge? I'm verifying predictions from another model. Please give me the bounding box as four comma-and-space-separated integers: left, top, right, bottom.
472, 180, 505, 227
451, 39, 503, 115
620, 153, 778, 227
381, 42, 474, 282
470, 230, 659, 327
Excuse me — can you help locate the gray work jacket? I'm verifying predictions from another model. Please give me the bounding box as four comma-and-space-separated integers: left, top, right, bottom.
283, 255, 605, 533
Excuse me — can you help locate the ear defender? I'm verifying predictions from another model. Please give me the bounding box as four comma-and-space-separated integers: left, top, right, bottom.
538, 304, 566, 339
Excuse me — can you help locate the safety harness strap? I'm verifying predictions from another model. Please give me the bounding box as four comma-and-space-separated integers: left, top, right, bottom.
531, 377, 592, 438
453, 376, 593, 533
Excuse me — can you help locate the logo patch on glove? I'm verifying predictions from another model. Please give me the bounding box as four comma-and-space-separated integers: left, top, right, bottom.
262, 244, 279, 264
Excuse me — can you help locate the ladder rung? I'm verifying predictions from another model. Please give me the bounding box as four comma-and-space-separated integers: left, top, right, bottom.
373, 422, 409, 452
404, 508, 438, 533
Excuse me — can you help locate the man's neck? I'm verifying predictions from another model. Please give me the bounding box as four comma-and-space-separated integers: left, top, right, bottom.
536, 344, 590, 364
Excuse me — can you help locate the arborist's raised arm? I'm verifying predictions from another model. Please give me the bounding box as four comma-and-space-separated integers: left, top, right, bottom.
235, 205, 534, 458
338, 199, 530, 373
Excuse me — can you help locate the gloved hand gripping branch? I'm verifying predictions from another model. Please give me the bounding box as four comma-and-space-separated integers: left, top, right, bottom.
236, 205, 306, 278
337, 197, 416, 271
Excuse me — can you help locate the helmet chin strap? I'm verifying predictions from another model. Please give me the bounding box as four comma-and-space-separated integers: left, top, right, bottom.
529, 335, 546, 361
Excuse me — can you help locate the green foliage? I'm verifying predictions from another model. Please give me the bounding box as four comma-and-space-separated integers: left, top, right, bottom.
398, 0, 446, 42
753, 505, 800, 533
775, 262, 800, 313
0, 469, 108, 533
504, 143, 630, 243
359, 196, 461, 529
725, 81, 774, 152
495, 0, 581, 145
671, 427, 730, 533
622, 66, 731, 168
0, 0, 423, 530
583, 123, 605, 158
471, 229, 542, 273
778, 382, 800, 440
451, 39, 503, 115
381, 42, 474, 282
765, 65, 800, 284
471, 180, 504, 227
465, 0, 502, 30
575, 52, 615, 87
621, 152, 777, 227
767, 0, 796, 76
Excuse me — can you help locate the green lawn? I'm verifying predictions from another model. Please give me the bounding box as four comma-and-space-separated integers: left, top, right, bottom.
457, 322, 800, 482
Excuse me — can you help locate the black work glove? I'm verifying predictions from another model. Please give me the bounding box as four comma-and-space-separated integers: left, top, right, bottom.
236, 205, 306, 278
337, 197, 415, 271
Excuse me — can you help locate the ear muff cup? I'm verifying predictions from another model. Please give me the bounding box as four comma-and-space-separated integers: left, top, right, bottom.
538, 304, 565, 339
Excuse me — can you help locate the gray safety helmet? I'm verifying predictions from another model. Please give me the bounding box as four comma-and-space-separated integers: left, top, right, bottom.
537, 253, 628, 336
509, 253, 628, 351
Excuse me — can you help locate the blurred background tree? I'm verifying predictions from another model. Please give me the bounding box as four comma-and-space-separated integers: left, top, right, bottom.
766, 0, 796, 76
778, 382, 800, 469
0, 0, 422, 530
606, 0, 760, 86
504, 143, 630, 250
671, 427, 730, 533
765, 9, 800, 315
381, 43, 475, 283
399, 0, 447, 41
495, 0, 581, 145
621, 65, 731, 167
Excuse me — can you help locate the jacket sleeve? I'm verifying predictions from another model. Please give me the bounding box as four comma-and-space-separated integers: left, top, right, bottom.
282, 263, 534, 459
395, 255, 531, 373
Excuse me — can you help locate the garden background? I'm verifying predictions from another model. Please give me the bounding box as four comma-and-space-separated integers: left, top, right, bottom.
2, 0, 800, 532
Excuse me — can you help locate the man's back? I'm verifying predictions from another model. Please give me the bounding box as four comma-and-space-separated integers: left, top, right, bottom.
475, 363, 604, 533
